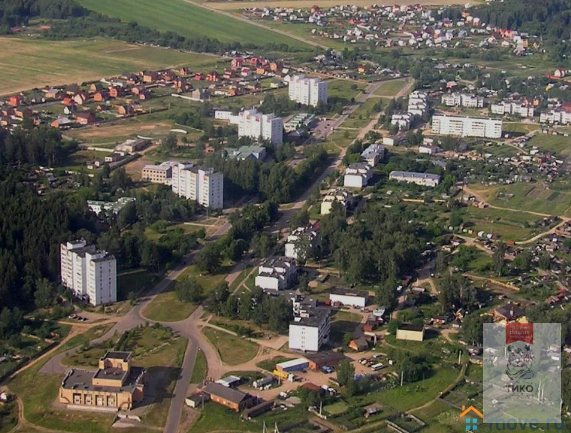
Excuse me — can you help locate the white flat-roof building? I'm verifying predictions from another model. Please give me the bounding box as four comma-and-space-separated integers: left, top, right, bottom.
87, 197, 136, 215
288, 75, 327, 107
172, 164, 223, 209
408, 91, 429, 116
344, 163, 373, 188
540, 109, 571, 124
142, 161, 179, 184
491, 101, 534, 118
391, 113, 412, 129
431, 115, 502, 138
255, 257, 297, 292
389, 170, 440, 187
285, 224, 319, 261
361, 144, 385, 167
237, 109, 283, 145
289, 308, 330, 352
321, 188, 353, 215
329, 288, 368, 308
441, 93, 484, 108
60, 240, 116, 306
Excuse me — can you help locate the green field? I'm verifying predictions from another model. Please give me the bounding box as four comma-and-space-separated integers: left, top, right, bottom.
463, 206, 546, 242
75, 0, 311, 49
141, 286, 197, 322
374, 79, 410, 97
483, 183, 571, 217
527, 134, 571, 157
0, 37, 219, 95
201, 327, 258, 366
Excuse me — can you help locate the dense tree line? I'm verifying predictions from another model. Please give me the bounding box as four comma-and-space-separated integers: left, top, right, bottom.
0, 127, 77, 167
0, 0, 84, 29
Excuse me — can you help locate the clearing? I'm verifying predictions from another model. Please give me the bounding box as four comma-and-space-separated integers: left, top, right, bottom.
75, 0, 310, 49
0, 37, 217, 95
201, 327, 259, 366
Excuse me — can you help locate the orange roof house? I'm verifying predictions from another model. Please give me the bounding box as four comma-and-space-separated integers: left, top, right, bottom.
9, 95, 23, 107
117, 104, 135, 116
109, 87, 124, 98
73, 93, 88, 105
76, 111, 96, 125
206, 71, 220, 82
93, 91, 110, 102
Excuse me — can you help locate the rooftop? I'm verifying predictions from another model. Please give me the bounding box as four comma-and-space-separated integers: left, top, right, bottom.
203, 382, 249, 404
389, 171, 440, 180
304, 350, 346, 364
398, 324, 424, 332
102, 351, 131, 362
61, 366, 145, 393
290, 307, 329, 328
330, 287, 369, 298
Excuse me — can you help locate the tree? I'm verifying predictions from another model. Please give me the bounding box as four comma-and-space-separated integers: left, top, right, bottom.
435, 251, 447, 275
449, 211, 463, 227
207, 282, 230, 314
128, 291, 137, 306
512, 250, 532, 272
343, 333, 353, 347
34, 278, 54, 309
110, 168, 131, 189
118, 201, 137, 228
176, 276, 204, 303
162, 133, 178, 151
492, 242, 507, 276
538, 252, 552, 270
336, 359, 355, 387
194, 244, 222, 274
461, 312, 492, 346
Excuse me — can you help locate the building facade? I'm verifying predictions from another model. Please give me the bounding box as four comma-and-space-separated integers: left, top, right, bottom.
171, 164, 224, 209
141, 161, 179, 184
60, 240, 117, 306
329, 288, 368, 308
431, 115, 502, 138
59, 351, 145, 410
288, 75, 328, 107
87, 197, 135, 215
285, 224, 319, 261
237, 109, 283, 145
441, 93, 484, 108
344, 163, 373, 188
289, 308, 331, 352
361, 144, 385, 167
321, 188, 353, 215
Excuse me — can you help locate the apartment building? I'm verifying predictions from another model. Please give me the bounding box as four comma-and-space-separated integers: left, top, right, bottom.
389, 171, 440, 187
288, 75, 328, 107
344, 163, 373, 188
237, 108, 283, 145
361, 143, 385, 167
540, 109, 571, 124
391, 113, 412, 129
491, 101, 535, 118
321, 188, 353, 215
289, 307, 331, 352
285, 224, 319, 261
408, 91, 429, 116
171, 164, 223, 209
255, 257, 297, 292
59, 351, 145, 410
60, 240, 116, 306
441, 93, 484, 108
431, 115, 502, 138
87, 197, 135, 215
141, 161, 179, 184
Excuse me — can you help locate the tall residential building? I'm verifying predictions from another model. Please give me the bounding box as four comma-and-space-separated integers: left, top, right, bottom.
171, 164, 224, 209
60, 240, 117, 306
431, 115, 502, 138
441, 93, 484, 108
289, 307, 330, 352
288, 75, 328, 107
237, 109, 283, 145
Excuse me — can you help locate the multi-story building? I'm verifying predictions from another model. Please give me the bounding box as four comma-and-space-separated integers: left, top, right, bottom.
289, 307, 331, 352
288, 75, 327, 107
540, 109, 571, 124
59, 351, 145, 410
255, 257, 297, 292
329, 287, 369, 308
141, 161, 179, 184
361, 144, 385, 167
171, 164, 223, 209
431, 115, 502, 138
87, 197, 135, 215
389, 171, 440, 187
237, 109, 283, 145
321, 188, 353, 215
441, 93, 484, 108
285, 224, 319, 261
391, 113, 412, 129
60, 240, 116, 306
491, 101, 534, 118
408, 91, 429, 116
344, 163, 373, 188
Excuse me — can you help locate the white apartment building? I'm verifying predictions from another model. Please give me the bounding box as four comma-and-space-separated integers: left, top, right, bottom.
289, 307, 330, 352
285, 225, 319, 261
431, 115, 502, 138
391, 113, 412, 129
441, 93, 484, 108
255, 257, 297, 292
171, 164, 223, 209
491, 101, 535, 118
361, 143, 385, 167
329, 288, 369, 308
237, 108, 283, 145
321, 188, 353, 215
288, 75, 328, 107
389, 170, 440, 187
344, 163, 373, 188
408, 91, 429, 116
60, 240, 116, 306
540, 110, 571, 124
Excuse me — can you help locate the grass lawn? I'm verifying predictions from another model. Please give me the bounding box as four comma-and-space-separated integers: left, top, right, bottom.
462, 206, 544, 242
0, 37, 218, 95
374, 79, 410, 97
330, 310, 362, 342
75, 0, 311, 49
201, 327, 258, 366
189, 402, 257, 433
528, 133, 571, 157
117, 268, 162, 301
324, 401, 349, 415
178, 264, 233, 293
190, 348, 208, 384
0, 401, 17, 433
141, 287, 197, 322
502, 122, 541, 135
